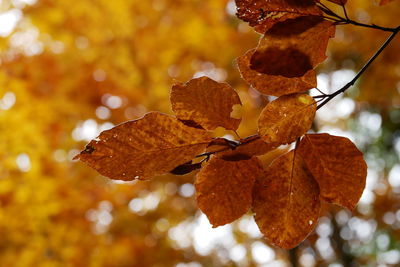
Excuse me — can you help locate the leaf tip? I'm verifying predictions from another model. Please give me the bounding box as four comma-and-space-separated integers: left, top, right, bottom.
297, 94, 313, 105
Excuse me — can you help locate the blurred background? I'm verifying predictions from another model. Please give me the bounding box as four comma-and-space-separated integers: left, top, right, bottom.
0, 0, 400, 266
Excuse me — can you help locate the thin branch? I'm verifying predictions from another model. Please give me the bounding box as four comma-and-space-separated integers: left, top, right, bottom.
344, 19, 398, 33
341, 4, 349, 21
313, 95, 327, 99
195, 135, 261, 159
317, 26, 400, 110
317, 3, 398, 32
314, 87, 328, 96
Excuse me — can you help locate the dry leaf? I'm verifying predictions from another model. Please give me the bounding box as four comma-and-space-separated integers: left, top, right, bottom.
75, 112, 212, 180
237, 49, 317, 96
251, 16, 335, 78
171, 76, 242, 131
253, 150, 320, 249
258, 94, 316, 144
217, 136, 278, 161
235, 0, 322, 33
195, 157, 263, 227
297, 133, 367, 210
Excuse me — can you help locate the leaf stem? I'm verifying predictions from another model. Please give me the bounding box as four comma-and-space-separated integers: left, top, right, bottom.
317, 26, 400, 110
317, 3, 399, 32
195, 135, 261, 159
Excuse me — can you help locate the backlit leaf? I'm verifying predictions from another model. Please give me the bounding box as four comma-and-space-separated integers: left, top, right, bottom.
235, 0, 322, 33
171, 76, 242, 131
297, 133, 367, 210
75, 112, 212, 180
258, 94, 316, 144
252, 150, 320, 249
195, 157, 263, 227
237, 49, 317, 96
217, 136, 278, 161
251, 16, 335, 78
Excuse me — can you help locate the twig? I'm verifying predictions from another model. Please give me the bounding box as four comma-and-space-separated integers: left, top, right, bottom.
317, 2, 398, 32
317, 26, 400, 110
341, 4, 349, 21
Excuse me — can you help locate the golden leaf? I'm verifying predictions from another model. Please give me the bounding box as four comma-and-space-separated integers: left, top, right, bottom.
75, 112, 212, 180
252, 150, 320, 249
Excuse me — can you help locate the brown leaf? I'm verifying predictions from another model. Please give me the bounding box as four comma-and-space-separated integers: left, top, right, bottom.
235, 0, 322, 33
170, 161, 203, 175
195, 157, 263, 227
171, 76, 242, 131
237, 49, 317, 96
206, 138, 239, 153
326, 0, 348, 4
253, 150, 320, 249
258, 94, 316, 144
297, 133, 367, 210
218, 136, 278, 161
251, 16, 335, 78
75, 112, 212, 181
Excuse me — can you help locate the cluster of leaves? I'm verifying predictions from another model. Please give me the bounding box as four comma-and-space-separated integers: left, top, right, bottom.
74, 0, 394, 249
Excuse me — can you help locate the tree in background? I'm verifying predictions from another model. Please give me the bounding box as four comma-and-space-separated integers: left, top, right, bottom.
0, 0, 400, 266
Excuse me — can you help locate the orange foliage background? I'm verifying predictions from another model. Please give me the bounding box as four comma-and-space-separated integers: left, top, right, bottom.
1, 0, 400, 266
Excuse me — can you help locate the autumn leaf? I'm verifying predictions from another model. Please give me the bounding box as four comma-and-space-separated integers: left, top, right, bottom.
250, 16, 335, 78
170, 161, 203, 175
258, 94, 316, 144
217, 136, 278, 161
195, 157, 263, 227
171, 76, 242, 131
297, 133, 367, 210
74, 112, 212, 180
237, 49, 317, 97
235, 0, 322, 33
252, 150, 320, 249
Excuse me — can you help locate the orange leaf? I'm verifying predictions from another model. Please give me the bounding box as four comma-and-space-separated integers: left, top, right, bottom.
235, 0, 322, 33
297, 133, 367, 210
171, 76, 242, 131
195, 157, 263, 227
258, 94, 316, 144
237, 49, 317, 96
252, 150, 320, 249
75, 112, 212, 180
251, 16, 335, 78
217, 136, 278, 161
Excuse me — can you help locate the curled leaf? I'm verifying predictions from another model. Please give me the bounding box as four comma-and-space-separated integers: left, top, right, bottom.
235, 0, 322, 33
237, 49, 317, 96
297, 134, 367, 210
251, 16, 335, 78
252, 150, 320, 249
258, 94, 316, 144
75, 112, 212, 180
170, 161, 203, 175
171, 76, 242, 131
195, 157, 263, 227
